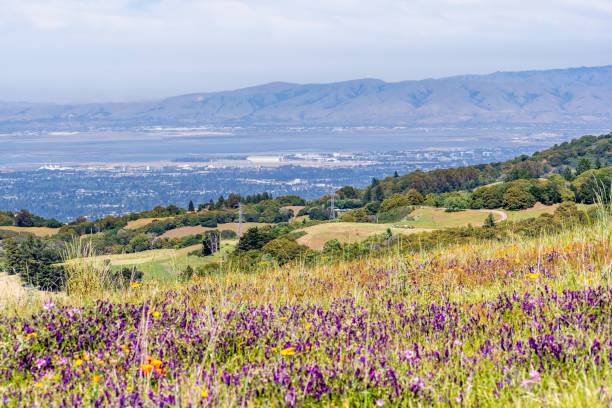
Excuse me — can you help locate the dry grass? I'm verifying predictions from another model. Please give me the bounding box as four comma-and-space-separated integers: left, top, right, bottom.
0, 226, 59, 237
296, 222, 429, 250
64, 244, 203, 267
0, 273, 64, 314
125, 217, 172, 229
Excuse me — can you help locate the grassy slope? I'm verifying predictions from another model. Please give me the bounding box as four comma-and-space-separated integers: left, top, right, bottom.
296, 222, 430, 250
125, 217, 173, 229
0, 226, 59, 237
63, 240, 237, 282
391, 207, 503, 228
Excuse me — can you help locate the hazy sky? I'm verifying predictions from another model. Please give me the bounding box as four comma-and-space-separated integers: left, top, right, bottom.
1, 0, 612, 102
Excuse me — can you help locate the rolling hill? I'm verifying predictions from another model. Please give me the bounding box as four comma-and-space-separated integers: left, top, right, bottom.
2, 65, 612, 129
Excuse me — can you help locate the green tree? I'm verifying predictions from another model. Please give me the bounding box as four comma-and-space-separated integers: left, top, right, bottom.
594, 158, 602, 169
236, 227, 276, 252
482, 186, 502, 209
404, 188, 424, 205
17, 235, 64, 291
127, 234, 152, 253
3, 237, 22, 275
15, 209, 34, 227
373, 186, 385, 202
484, 213, 495, 228
379, 193, 410, 213
188, 200, 195, 212
576, 158, 591, 175
262, 236, 308, 265
443, 196, 469, 212
323, 239, 342, 252
502, 186, 536, 210
562, 167, 574, 181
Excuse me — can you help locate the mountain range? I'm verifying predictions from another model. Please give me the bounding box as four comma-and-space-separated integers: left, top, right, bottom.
2, 65, 612, 129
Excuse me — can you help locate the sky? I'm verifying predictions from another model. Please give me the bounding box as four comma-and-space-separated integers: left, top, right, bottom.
1, 0, 612, 102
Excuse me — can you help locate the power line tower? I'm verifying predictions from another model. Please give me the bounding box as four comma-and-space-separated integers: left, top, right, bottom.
329, 190, 336, 220
238, 202, 244, 236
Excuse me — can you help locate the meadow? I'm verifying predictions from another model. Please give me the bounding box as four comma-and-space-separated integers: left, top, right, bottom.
0, 226, 59, 237
0, 203, 610, 407
295, 222, 428, 250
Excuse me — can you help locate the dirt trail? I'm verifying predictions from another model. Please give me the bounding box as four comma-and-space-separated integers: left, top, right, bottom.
478, 209, 507, 221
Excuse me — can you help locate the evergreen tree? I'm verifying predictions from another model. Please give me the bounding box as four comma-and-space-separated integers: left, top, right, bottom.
562, 167, 574, 181
393, 171, 399, 178
3, 237, 22, 275
576, 158, 591, 175
594, 158, 602, 169
188, 200, 195, 212
374, 185, 385, 202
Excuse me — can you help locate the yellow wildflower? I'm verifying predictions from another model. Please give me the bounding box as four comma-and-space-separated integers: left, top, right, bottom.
280, 347, 296, 356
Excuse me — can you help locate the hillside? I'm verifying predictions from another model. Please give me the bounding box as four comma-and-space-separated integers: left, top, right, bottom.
2, 66, 612, 129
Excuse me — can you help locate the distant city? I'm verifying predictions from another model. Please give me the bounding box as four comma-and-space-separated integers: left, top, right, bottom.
1, 145, 548, 221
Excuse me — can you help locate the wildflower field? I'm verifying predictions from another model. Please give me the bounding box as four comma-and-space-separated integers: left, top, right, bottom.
0, 221, 611, 407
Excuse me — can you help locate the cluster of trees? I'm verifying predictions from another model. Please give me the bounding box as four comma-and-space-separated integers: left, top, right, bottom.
229, 224, 311, 268
198, 193, 305, 211
2, 236, 65, 291
0, 209, 62, 228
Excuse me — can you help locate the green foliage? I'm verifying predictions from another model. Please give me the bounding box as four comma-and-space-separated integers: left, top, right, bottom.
443, 196, 469, 212
126, 233, 152, 253
404, 188, 424, 205
576, 157, 591, 175
323, 238, 342, 252
2, 237, 21, 275
572, 167, 612, 204
484, 213, 495, 228
5, 235, 64, 291
235, 227, 277, 252
502, 185, 536, 210
112, 267, 143, 288
262, 236, 309, 265
275, 195, 306, 206
341, 208, 369, 222
220, 229, 237, 239
376, 206, 415, 223
379, 193, 410, 213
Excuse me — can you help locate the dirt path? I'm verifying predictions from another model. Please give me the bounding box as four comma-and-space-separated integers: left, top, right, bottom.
478, 209, 507, 221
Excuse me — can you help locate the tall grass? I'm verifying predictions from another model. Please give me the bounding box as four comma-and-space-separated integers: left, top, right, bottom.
61, 237, 115, 302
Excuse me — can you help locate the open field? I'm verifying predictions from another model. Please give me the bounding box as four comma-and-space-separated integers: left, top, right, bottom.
504, 202, 560, 222
296, 222, 429, 250
0, 226, 59, 237
160, 222, 269, 238
65, 241, 237, 281
125, 217, 172, 229
1, 217, 610, 407
393, 207, 504, 228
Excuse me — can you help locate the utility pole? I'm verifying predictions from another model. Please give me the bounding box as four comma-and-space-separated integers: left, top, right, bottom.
238, 202, 244, 236
329, 190, 336, 220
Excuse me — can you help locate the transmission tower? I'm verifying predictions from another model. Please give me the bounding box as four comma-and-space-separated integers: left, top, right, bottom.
238, 202, 244, 236
329, 191, 336, 220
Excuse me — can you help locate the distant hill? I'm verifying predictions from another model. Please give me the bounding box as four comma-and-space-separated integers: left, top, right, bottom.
2, 65, 612, 129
